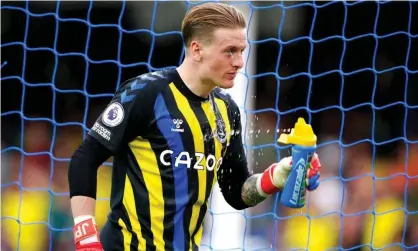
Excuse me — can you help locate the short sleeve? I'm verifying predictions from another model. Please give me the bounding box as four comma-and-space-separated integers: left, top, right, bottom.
88, 79, 153, 153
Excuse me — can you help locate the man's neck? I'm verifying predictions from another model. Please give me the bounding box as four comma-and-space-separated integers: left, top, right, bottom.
177, 61, 214, 99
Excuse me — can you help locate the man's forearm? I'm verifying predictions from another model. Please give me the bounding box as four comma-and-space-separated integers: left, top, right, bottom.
68, 135, 110, 220
241, 174, 268, 206
70, 196, 96, 220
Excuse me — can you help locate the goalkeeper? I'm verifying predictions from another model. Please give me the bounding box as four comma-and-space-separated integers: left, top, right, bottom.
68, 3, 322, 251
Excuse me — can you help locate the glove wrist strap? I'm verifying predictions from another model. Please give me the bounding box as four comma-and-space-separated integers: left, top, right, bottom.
73, 216, 99, 245
257, 164, 281, 196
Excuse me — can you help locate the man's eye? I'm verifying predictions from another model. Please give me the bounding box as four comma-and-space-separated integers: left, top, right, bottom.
226, 49, 234, 56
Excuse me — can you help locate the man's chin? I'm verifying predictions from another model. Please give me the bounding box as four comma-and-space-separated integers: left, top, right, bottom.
217, 79, 235, 89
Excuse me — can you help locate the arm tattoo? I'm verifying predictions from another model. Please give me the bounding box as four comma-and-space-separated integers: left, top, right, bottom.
241, 174, 267, 207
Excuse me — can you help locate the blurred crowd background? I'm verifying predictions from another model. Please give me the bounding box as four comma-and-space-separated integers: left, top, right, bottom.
1, 1, 418, 251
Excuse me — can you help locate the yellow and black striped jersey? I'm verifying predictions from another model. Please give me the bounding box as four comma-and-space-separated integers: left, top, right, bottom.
88, 69, 250, 251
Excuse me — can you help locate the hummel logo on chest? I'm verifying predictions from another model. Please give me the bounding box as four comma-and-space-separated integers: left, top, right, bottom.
171, 119, 184, 132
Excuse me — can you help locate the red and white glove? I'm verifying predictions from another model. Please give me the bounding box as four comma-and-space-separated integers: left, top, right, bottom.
73, 216, 104, 251
305, 153, 321, 191
256, 153, 321, 197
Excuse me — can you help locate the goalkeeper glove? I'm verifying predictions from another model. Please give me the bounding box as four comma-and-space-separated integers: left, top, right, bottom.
257, 153, 321, 196
73, 216, 104, 251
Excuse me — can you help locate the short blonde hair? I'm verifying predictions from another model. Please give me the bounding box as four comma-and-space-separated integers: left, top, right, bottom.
181, 3, 247, 47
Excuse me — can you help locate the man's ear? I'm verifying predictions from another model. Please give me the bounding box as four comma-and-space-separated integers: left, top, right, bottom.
189, 40, 202, 62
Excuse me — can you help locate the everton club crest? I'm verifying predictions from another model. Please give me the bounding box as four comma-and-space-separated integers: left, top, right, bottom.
214, 119, 227, 144
209, 93, 227, 144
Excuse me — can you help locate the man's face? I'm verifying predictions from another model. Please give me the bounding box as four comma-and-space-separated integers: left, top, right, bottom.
199, 28, 247, 89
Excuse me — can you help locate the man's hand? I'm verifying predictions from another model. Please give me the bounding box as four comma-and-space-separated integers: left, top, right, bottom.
73, 216, 103, 251
305, 153, 321, 191
257, 153, 322, 196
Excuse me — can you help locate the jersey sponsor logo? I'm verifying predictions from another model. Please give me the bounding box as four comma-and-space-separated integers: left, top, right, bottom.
102, 102, 124, 127
171, 119, 184, 132
92, 122, 111, 141
159, 150, 222, 171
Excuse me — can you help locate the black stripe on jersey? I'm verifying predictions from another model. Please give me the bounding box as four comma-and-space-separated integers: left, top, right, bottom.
110, 153, 140, 251
218, 100, 230, 160
189, 103, 216, 250
120, 205, 140, 251
127, 149, 156, 251
212, 95, 230, 158
145, 132, 176, 251
162, 89, 197, 251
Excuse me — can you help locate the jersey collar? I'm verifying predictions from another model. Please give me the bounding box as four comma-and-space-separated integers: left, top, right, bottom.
167, 69, 210, 102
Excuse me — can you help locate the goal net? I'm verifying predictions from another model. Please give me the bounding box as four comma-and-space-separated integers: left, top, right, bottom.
1, 1, 417, 251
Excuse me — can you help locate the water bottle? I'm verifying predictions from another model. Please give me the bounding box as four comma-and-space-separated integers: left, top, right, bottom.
277, 118, 317, 208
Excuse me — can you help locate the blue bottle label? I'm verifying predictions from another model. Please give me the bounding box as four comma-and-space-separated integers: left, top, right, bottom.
289, 158, 307, 206
280, 145, 315, 208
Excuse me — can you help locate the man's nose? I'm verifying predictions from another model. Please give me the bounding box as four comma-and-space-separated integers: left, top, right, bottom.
232, 53, 244, 69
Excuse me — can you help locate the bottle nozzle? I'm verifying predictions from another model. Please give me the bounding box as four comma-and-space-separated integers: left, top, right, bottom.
277, 118, 317, 146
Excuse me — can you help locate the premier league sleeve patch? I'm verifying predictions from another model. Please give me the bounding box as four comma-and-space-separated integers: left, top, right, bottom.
102, 102, 125, 127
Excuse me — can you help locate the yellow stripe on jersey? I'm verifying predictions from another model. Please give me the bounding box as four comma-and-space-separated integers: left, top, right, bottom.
215, 96, 232, 182
129, 138, 165, 251
122, 175, 146, 250
213, 97, 233, 180
196, 97, 232, 246
117, 218, 132, 251
169, 83, 207, 249
201, 101, 223, 177
193, 224, 204, 251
